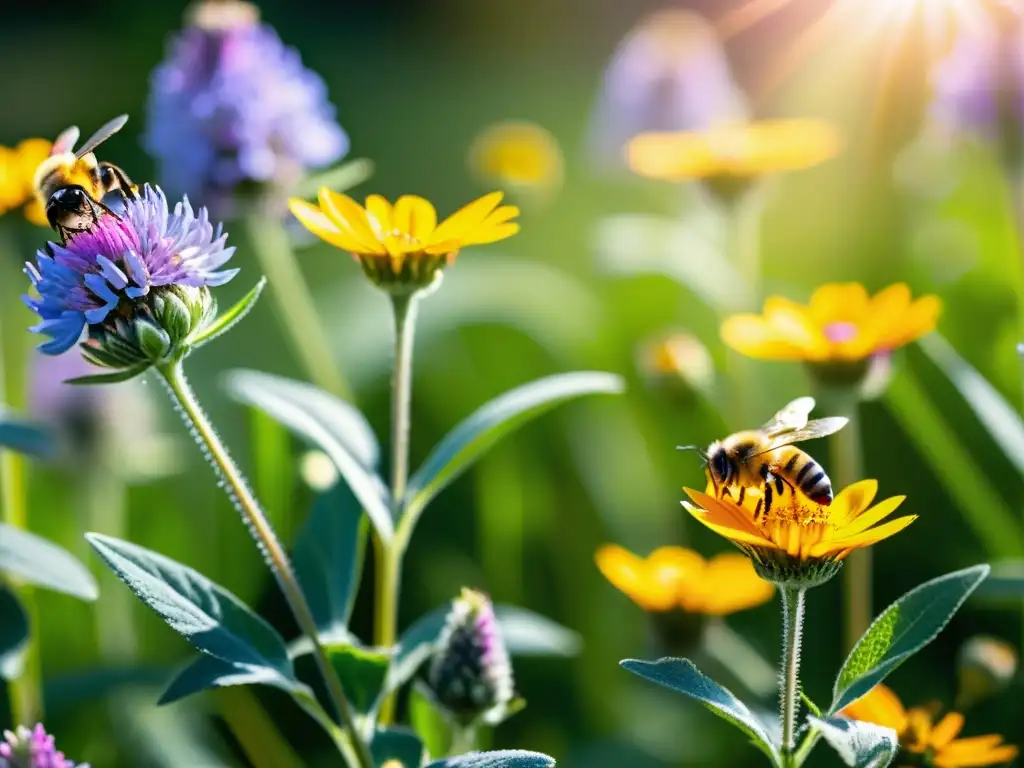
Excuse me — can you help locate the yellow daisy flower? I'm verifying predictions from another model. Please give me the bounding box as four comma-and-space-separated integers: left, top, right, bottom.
639, 332, 714, 393
626, 119, 841, 184
721, 282, 941, 365
842, 684, 1018, 768
289, 190, 520, 293
595, 544, 774, 615
0, 138, 51, 226
683, 480, 915, 587
468, 121, 564, 196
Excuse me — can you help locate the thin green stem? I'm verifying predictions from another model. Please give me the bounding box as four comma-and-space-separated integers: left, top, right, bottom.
792, 725, 823, 767
157, 362, 372, 768
828, 395, 866, 651
244, 214, 352, 400
376, 294, 418, 724
0, 307, 43, 725
779, 587, 806, 764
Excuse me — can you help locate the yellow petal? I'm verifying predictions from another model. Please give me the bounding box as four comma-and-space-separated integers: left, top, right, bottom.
808, 282, 870, 325
318, 189, 385, 254
810, 515, 917, 557
725, 119, 841, 175
432, 191, 504, 243
365, 194, 394, 233
935, 738, 1019, 767
878, 294, 942, 351
828, 480, 879, 528
22, 198, 48, 227
648, 547, 706, 611
392, 195, 438, 239
481, 204, 521, 227
834, 495, 906, 538
720, 315, 813, 360
700, 553, 774, 615
929, 713, 966, 750
461, 221, 521, 247
626, 131, 722, 180
689, 512, 775, 550
288, 198, 365, 252
595, 544, 676, 612
839, 683, 907, 730
684, 489, 765, 540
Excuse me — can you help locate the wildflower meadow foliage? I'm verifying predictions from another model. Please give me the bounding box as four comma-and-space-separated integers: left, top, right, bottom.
0, 0, 1023, 766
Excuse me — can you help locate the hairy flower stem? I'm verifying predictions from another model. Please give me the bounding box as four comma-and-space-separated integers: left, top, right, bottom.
779, 587, 806, 764
157, 362, 373, 768
376, 293, 418, 724
829, 394, 867, 651
245, 214, 353, 400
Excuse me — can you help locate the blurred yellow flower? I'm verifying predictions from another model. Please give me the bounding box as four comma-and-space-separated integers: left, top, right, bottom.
0, 138, 51, 226
290, 190, 519, 292
595, 544, 773, 615
639, 332, 714, 392
469, 121, 563, 195
842, 683, 1018, 768
626, 119, 841, 182
683, 480, 914, 586
722, 282, 941, 363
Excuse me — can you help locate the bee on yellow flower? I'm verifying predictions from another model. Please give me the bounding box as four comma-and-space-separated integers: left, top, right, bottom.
721, 282, 941, 385
0, 138, 51, 226
289, 190, 520, 294
683, 480, 915, 587
468, 121, 563, 199
841, 683, 1018, 768
597, 544, 773, 654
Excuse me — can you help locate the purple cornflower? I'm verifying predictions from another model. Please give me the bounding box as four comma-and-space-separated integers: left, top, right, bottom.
23, 184, 236, 356
0, 724, 88, 768
427, 588, 516, 726
144, 0, 348, 218
588, 8, 747, 167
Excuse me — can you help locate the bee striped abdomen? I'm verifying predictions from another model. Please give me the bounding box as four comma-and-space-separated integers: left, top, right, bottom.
776, 446, 834, 505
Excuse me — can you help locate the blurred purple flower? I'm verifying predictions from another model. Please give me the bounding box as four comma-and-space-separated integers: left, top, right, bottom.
144, 0, 348, 218
427, 588, 516, 726
588, 9, 748, 168
23, 185, 236, 355
0, 723, 88, 768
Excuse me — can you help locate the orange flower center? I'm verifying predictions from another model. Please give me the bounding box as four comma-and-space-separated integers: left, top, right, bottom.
761, 499, 832, 528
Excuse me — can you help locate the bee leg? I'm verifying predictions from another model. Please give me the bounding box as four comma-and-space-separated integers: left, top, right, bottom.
763, 479, 774, 516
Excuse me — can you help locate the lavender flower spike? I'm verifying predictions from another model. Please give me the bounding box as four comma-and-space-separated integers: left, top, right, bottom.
0, 723, 89, 768
144, 0, 348, 217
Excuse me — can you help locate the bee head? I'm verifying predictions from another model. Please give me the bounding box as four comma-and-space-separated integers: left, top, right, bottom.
695, 441, 731, 484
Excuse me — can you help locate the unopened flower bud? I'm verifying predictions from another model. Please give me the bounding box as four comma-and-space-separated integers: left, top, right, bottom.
0, 723, 87, 768
427, 588, 517, 726
956, 635, 1018, 710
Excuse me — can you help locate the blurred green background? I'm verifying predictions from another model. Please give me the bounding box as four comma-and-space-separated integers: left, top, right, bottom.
1, 0, 1023, 765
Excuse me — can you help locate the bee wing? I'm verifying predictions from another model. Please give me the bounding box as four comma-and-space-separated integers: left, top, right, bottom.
51, 126, 80, 156
759, 396, 816, 436
760, 417, 848, 451
74, 114, 129, 159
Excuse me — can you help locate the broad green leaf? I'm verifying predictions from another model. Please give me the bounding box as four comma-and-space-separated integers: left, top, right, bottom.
885, 371, 1022, 557
192, 278, 267, 348
67, 363, 151, 386
620, 658, 779, 763
159, 653, 310, 706
371, 727, 426, 768
0, 416, 56, 459
810, 716, 897, 768
425, 750, 557, 767
224, 369, 392, 540
976, 560, 1024, 599
0, 523, 98, 600
405, 372, 625, 522
294, 158, 375, 198
328, 644, 391, 715
86, 534, 295, 681
830, 564, 990, 714
409, 682, 452, 759
293, 482, 368, 634
0, 586, 28, 680
391, 603, 581, 691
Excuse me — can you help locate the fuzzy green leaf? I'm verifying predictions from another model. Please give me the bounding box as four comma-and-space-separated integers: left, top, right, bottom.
294, 158, 375, 198
405, 372, 625, 523
224, 369, 392, 539
86, 533, 295, 681
370, 728, 426, 768
409, 682, 452, 759
191, 277, 267, 348
328, 644, 391, 715
810, 716, 897, 767
425, 750, 557, 767
620, 658, 779, 763
159, 653, 311, 706
66, 363, 152, 386
0, 523, 98, 600
830, 565, 990, 714
293, 482, 368, 634
0, 586, 28, 680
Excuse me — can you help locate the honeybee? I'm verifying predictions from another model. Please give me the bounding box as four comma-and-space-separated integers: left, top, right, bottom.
33, 114, 138, 242
682, 397, 848, 517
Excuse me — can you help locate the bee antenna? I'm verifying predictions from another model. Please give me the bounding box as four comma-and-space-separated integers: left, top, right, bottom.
676, 445, 707, 459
